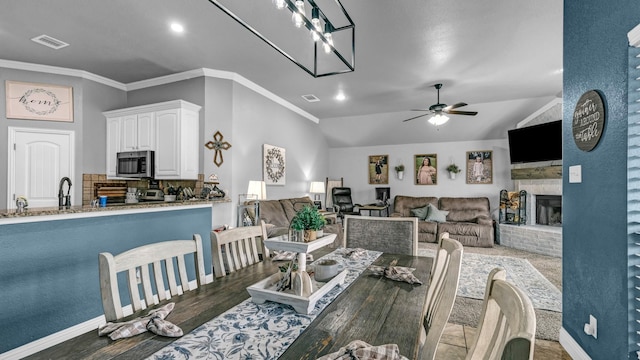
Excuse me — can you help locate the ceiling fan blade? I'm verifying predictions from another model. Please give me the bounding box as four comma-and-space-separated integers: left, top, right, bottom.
444, 102, 468, 110
445, 110, 478, 116
402, 113, 430, 122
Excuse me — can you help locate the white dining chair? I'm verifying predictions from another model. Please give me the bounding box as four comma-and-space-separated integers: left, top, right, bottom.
343, 215, 418, 256
98, 234, 206, 322
419, 232, 463, 360
211, 221, 268, 278
465, 267, 537, 360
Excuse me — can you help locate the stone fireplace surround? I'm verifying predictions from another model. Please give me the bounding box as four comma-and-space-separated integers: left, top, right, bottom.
497, 178, 563, 258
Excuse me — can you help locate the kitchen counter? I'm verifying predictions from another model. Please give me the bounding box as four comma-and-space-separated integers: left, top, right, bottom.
0, 197, 230, 224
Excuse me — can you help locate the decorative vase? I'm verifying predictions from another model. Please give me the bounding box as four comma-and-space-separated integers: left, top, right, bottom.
397, 171, 404, 180
304, 229, 317, 242
289, 229, 305, 242
449, 172, 456, 180
317, 229, 324, 237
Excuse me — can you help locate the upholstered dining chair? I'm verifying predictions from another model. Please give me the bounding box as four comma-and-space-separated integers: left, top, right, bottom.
211, 221, 269, 278
98, 234, 206, 322
342, 215, 418, 255
419, 232, 463, 360
465, 267, 537, 360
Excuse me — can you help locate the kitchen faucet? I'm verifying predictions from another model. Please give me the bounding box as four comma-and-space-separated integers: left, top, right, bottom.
58, 177, 72, 209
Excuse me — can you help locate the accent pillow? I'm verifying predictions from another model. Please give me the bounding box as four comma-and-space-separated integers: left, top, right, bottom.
410, 205, 430, 220
425, 203, 449, 223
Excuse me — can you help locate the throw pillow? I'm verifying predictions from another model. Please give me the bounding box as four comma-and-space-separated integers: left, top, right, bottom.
425, 203, 449, 223
410, 205, 430, 220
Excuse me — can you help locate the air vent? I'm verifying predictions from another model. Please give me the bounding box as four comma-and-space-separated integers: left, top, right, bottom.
301, 94, 320, 103
31, 35, 69, 50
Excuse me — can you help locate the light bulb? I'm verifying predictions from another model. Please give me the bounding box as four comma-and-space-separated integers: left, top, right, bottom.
428, 114, 450, 126
323, 32, 333, 53
311, 7, 321, 41
273, 0, 285, 10
292, 1, 305, 28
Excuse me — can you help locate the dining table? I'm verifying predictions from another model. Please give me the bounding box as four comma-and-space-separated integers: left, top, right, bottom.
26, 247, 432, 360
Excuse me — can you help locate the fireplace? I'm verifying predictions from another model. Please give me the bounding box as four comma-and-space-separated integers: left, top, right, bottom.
535, 195, 562, 226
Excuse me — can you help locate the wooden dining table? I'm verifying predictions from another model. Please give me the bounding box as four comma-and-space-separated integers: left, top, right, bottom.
26, 248, 432, 360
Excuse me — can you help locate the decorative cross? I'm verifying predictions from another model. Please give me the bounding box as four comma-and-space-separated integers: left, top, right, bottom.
205, 130, 232, 167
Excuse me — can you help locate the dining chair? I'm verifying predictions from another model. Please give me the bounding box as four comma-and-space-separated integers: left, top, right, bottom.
419, 232, 463, 360
465, 267, 537, 360
98, 234, 206, 322
343, 215, 418, 255
211, 221, 268, 278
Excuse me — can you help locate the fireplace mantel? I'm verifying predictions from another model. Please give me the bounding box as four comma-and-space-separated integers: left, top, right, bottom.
511, 165, 562, 180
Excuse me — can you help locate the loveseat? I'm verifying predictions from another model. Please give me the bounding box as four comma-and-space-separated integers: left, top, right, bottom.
391, 195, 494, 247
248, 196, 343, 246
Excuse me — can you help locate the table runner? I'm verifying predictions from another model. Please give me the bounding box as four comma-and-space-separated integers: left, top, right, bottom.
147, 248, 381, 360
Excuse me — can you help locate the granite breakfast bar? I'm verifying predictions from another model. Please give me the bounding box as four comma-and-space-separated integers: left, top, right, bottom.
0, 200, 220, 357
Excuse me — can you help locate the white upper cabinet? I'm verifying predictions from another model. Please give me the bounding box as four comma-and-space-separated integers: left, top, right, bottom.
104, 100, 201, 180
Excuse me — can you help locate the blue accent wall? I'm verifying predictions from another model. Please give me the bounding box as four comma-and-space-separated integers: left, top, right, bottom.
0, 207, 211, 353
564, 1, 639, 358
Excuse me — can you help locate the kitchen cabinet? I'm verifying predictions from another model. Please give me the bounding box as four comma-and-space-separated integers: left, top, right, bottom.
104, 100, 201, 180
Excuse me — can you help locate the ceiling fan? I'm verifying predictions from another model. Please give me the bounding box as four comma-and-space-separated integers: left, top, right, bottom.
402, 83, 478, 125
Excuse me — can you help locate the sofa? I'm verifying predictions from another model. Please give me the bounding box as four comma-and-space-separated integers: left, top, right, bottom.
247, 196, 343, 246
391, 195, 494, 247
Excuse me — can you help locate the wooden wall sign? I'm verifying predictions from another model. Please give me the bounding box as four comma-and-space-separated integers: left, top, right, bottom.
572, 90, 605, 152
6, 81, 74, 122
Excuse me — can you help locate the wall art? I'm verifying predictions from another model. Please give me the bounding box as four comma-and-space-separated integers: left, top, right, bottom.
466, 150, 493, 184
368, 155, 389, 184
204, 130, 232, 167
6, 81, 73, 122
415, 154, 438, 185
263, 144, 286, 185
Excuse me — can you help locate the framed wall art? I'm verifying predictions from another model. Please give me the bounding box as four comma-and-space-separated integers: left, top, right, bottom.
263, 144, 286, 185
415, 154, 438, 185
368, 155, 388, 184
5, 81, 74, 122
466, 150, 493, 184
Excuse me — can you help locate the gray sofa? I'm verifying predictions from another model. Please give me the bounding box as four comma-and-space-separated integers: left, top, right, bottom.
390, 195, 494, 247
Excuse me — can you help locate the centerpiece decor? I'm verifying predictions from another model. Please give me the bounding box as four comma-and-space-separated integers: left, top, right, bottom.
290, 205, 326, 242
446, 163, 461, 179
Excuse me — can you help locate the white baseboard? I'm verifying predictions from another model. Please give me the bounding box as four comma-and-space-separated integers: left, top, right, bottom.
559, 327, 591, 360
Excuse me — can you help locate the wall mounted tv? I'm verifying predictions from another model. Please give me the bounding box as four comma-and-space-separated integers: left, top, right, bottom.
507, 120, 562, 164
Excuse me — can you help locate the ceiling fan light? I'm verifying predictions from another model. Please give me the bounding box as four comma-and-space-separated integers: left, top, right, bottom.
428, 114, 449, 126
273, 0, 286, 10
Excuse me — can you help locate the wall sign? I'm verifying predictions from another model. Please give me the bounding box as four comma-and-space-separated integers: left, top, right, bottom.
5, 81, 74, 122
263, 144, 286, 185
572, 90, 605, 152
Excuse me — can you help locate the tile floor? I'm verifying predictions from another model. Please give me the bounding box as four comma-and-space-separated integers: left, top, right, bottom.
434, 323, 572, 359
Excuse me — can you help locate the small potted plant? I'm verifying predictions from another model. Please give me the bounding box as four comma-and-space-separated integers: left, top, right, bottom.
394, 164, 405, 180
446, 163, 461, 179
290, 205, 326, 242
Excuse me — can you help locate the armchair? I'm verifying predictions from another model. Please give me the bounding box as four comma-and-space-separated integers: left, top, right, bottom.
331, 187, 361, 220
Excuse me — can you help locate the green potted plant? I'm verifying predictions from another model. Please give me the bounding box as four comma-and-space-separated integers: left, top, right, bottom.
446, 163, 461, 179
290, 205, 326, 242
394, 164, 405, 180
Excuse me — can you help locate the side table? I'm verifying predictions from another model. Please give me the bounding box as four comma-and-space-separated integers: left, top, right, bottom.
358, 204, 389, 217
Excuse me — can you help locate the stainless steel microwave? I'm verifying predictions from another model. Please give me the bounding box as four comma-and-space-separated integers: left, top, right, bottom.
116, 150, 154, 178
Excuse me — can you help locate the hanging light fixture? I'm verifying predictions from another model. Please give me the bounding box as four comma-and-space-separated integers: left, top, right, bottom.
207, 0, 355, 78
428, 113, 450, 126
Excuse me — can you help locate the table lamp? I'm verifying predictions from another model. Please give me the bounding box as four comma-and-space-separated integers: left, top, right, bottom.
310, 181, 325, 209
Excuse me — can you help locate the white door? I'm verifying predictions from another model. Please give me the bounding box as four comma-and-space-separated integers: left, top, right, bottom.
8, 127, 75, 209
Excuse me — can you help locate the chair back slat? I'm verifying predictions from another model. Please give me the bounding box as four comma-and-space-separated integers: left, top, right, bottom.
211, 223, 267, 277
419, 232, 463, 360
99, 234, 206, 322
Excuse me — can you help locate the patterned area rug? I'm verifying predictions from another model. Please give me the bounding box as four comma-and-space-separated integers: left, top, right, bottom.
419, 249, 562, 313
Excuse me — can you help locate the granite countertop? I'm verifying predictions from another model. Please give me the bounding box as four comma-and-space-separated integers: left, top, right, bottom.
0, 197, 231, 219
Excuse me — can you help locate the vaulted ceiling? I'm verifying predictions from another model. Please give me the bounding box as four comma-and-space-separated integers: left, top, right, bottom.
0, 1, 563, 147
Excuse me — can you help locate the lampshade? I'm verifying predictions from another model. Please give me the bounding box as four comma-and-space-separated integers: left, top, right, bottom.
309, 181, 325, 194
428, 113, 450, 126
247, 180, 267, 200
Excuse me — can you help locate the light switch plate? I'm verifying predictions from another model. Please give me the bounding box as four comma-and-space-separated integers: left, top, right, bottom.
569, 165, 582, 183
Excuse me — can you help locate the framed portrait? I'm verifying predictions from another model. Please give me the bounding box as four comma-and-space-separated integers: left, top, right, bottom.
263, 144, 286, 185
466, 150, 493, 184
5, 81, 74, 122
368, 155, 388, 184
415, 154, 437, 185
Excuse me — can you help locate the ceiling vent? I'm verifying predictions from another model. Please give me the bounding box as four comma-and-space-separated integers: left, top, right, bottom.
301, 94, 320, 103
31, 35, 69, 50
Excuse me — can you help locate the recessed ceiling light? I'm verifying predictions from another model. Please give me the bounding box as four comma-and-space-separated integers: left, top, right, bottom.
335, 92, 346, 101
170, 22, 184, 33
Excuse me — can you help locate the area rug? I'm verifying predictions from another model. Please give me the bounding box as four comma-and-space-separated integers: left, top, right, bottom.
418, 249, 562, 312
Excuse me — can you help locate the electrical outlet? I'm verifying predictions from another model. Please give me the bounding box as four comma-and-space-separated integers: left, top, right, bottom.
583, 314, 597, 339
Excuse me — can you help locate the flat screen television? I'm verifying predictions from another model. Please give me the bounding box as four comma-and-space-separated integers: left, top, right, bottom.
507, 120, 562, 164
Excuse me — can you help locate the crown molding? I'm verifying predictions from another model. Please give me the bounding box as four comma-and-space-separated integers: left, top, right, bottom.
0, 59, 318, 123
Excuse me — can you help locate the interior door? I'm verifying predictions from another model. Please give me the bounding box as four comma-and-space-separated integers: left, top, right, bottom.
8, 127, 75, 209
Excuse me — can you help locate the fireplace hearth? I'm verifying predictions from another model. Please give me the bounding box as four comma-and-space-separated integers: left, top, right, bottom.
535, 195, 562, 226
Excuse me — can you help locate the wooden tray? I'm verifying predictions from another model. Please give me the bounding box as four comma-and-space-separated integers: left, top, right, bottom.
246, 269, 347, 314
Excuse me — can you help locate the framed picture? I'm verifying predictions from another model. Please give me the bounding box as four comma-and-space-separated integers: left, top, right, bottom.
415, 154, 438, 185
263, 144, 286, 185
466, 150, 493, 184
368, 155, 388, 184
5, 81, 74, 122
